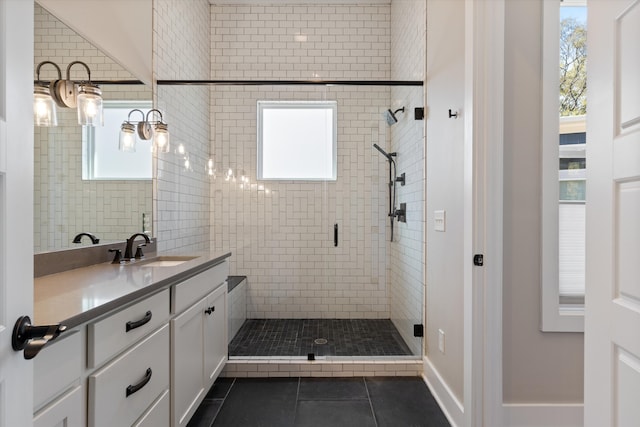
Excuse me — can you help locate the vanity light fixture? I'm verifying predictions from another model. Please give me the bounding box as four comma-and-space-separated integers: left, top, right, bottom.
34, 60, 104, 127
119, 108, 170, 153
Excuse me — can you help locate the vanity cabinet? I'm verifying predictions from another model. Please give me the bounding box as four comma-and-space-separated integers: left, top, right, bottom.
171, 261, 228, 427
33, 254, 230, 427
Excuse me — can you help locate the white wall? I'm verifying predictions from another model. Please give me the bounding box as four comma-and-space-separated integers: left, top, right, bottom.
153, 0, 212, 252
502, 0, 583, 403
425, 0, 466, 403
36, 0, 152, 84
389, 0, 426, 357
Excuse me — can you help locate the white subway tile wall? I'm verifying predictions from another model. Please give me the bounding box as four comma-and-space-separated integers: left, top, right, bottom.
210, 4, 391, 81
208, 3, 425, 327
34, 5, 152, 251
209, 4, 395, 320
153, 0, 212, 252
211, 85, 392, 319
389, 0, 426, 357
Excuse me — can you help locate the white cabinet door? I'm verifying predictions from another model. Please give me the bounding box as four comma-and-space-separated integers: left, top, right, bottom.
204, 285, 227, 386
171, 299, 206, 427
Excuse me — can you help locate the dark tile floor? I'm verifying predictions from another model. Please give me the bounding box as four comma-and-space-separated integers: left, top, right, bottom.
187, 377, 451, 427
229, 319, 413, 357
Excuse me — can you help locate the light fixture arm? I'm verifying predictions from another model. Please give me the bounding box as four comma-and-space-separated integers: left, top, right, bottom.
66, 60, 92, 83
35, 61, 61, 83
145, 108, 165, 124
127, 109, 146, 123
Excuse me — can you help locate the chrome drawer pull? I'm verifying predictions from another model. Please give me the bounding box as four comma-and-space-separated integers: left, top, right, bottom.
125, 311, 152, 332
126, 368, 152, 397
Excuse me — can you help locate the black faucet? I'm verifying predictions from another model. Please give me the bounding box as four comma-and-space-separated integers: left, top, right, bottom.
124, 233, 151, 260
72, 232, 100, 244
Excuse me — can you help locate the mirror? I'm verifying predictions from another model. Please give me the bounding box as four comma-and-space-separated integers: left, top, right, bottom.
33, 3, 153, 253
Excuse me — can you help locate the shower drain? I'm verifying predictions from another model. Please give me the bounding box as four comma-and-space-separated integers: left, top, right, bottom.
314, 338, 328, 345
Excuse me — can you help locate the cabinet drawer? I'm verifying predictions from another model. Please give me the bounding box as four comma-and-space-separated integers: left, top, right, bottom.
89, 324, 169, 427
133, 389, 169, 427
33, 385, 83, 427
172, 260, 228, 314
88, 289, 169, 368
34, 330, 81, 412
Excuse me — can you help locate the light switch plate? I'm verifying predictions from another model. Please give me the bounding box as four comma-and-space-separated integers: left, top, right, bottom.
434, 210, 446, 232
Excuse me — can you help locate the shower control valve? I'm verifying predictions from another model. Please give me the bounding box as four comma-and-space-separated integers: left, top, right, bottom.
394, 203, 407, 223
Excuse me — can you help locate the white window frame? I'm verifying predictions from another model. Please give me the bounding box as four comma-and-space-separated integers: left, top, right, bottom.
82, 100, 153, 181
541, 0, 585, 332
257, 100, 337, 181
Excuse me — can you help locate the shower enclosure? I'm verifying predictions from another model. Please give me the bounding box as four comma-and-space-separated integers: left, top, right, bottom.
207, 82, 425, 360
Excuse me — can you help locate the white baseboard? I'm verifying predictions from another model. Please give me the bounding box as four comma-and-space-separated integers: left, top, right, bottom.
502, 403, 583, 427
422, 357, 464, 427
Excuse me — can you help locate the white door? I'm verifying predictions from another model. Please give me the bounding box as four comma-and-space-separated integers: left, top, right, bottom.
585, 0, 640, 425
0, 0, 35, 425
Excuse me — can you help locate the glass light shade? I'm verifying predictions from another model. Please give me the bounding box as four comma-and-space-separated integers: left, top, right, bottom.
119, 122, 137, 152
153, 122, 170, 153
33, 85, 57, 127
77, 84, 103, 126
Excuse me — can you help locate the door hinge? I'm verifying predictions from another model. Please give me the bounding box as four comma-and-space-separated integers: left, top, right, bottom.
473, 254, 484, 266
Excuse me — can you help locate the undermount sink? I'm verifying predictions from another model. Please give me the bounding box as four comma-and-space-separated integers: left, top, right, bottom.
135, 256, 199, 268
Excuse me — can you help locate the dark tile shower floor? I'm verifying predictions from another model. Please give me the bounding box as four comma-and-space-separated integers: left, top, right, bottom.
228, 319, 414, 357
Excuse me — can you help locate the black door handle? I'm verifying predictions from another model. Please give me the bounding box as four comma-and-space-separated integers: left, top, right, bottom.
334, 223, 338, 247
126, 368, 152, 397
11, 316, 67, 360
126, 311, 152, 332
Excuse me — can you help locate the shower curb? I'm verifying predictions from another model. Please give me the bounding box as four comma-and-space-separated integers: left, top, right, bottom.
221, 358, 424, 378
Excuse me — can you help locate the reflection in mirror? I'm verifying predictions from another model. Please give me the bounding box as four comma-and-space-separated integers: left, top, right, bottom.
34, 4, 152, 253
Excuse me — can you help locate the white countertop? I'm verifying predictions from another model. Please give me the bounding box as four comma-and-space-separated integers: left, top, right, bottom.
34, 250, 231, 328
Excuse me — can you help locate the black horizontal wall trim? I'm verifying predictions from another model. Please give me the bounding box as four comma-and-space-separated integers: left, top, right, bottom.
34, 80, 145, 85
93, 80, 145, 85
156, 79, 423, 86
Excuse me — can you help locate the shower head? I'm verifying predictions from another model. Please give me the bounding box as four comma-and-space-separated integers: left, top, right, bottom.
383, 107, 405, 126
373, 143, 396, 162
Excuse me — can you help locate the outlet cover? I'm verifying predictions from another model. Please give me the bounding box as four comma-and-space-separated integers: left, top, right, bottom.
434, 210, 446, 232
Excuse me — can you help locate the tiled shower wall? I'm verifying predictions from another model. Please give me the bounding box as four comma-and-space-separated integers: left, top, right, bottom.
34, 5, 152, 252
153, 0, 211, 252
210, 4, 394, 319
389, 1, 426, 358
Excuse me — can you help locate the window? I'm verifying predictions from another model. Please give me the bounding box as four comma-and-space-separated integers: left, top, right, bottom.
541, 0, 586, 332
257, 101, 337, 181
83, 101, 153, 180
